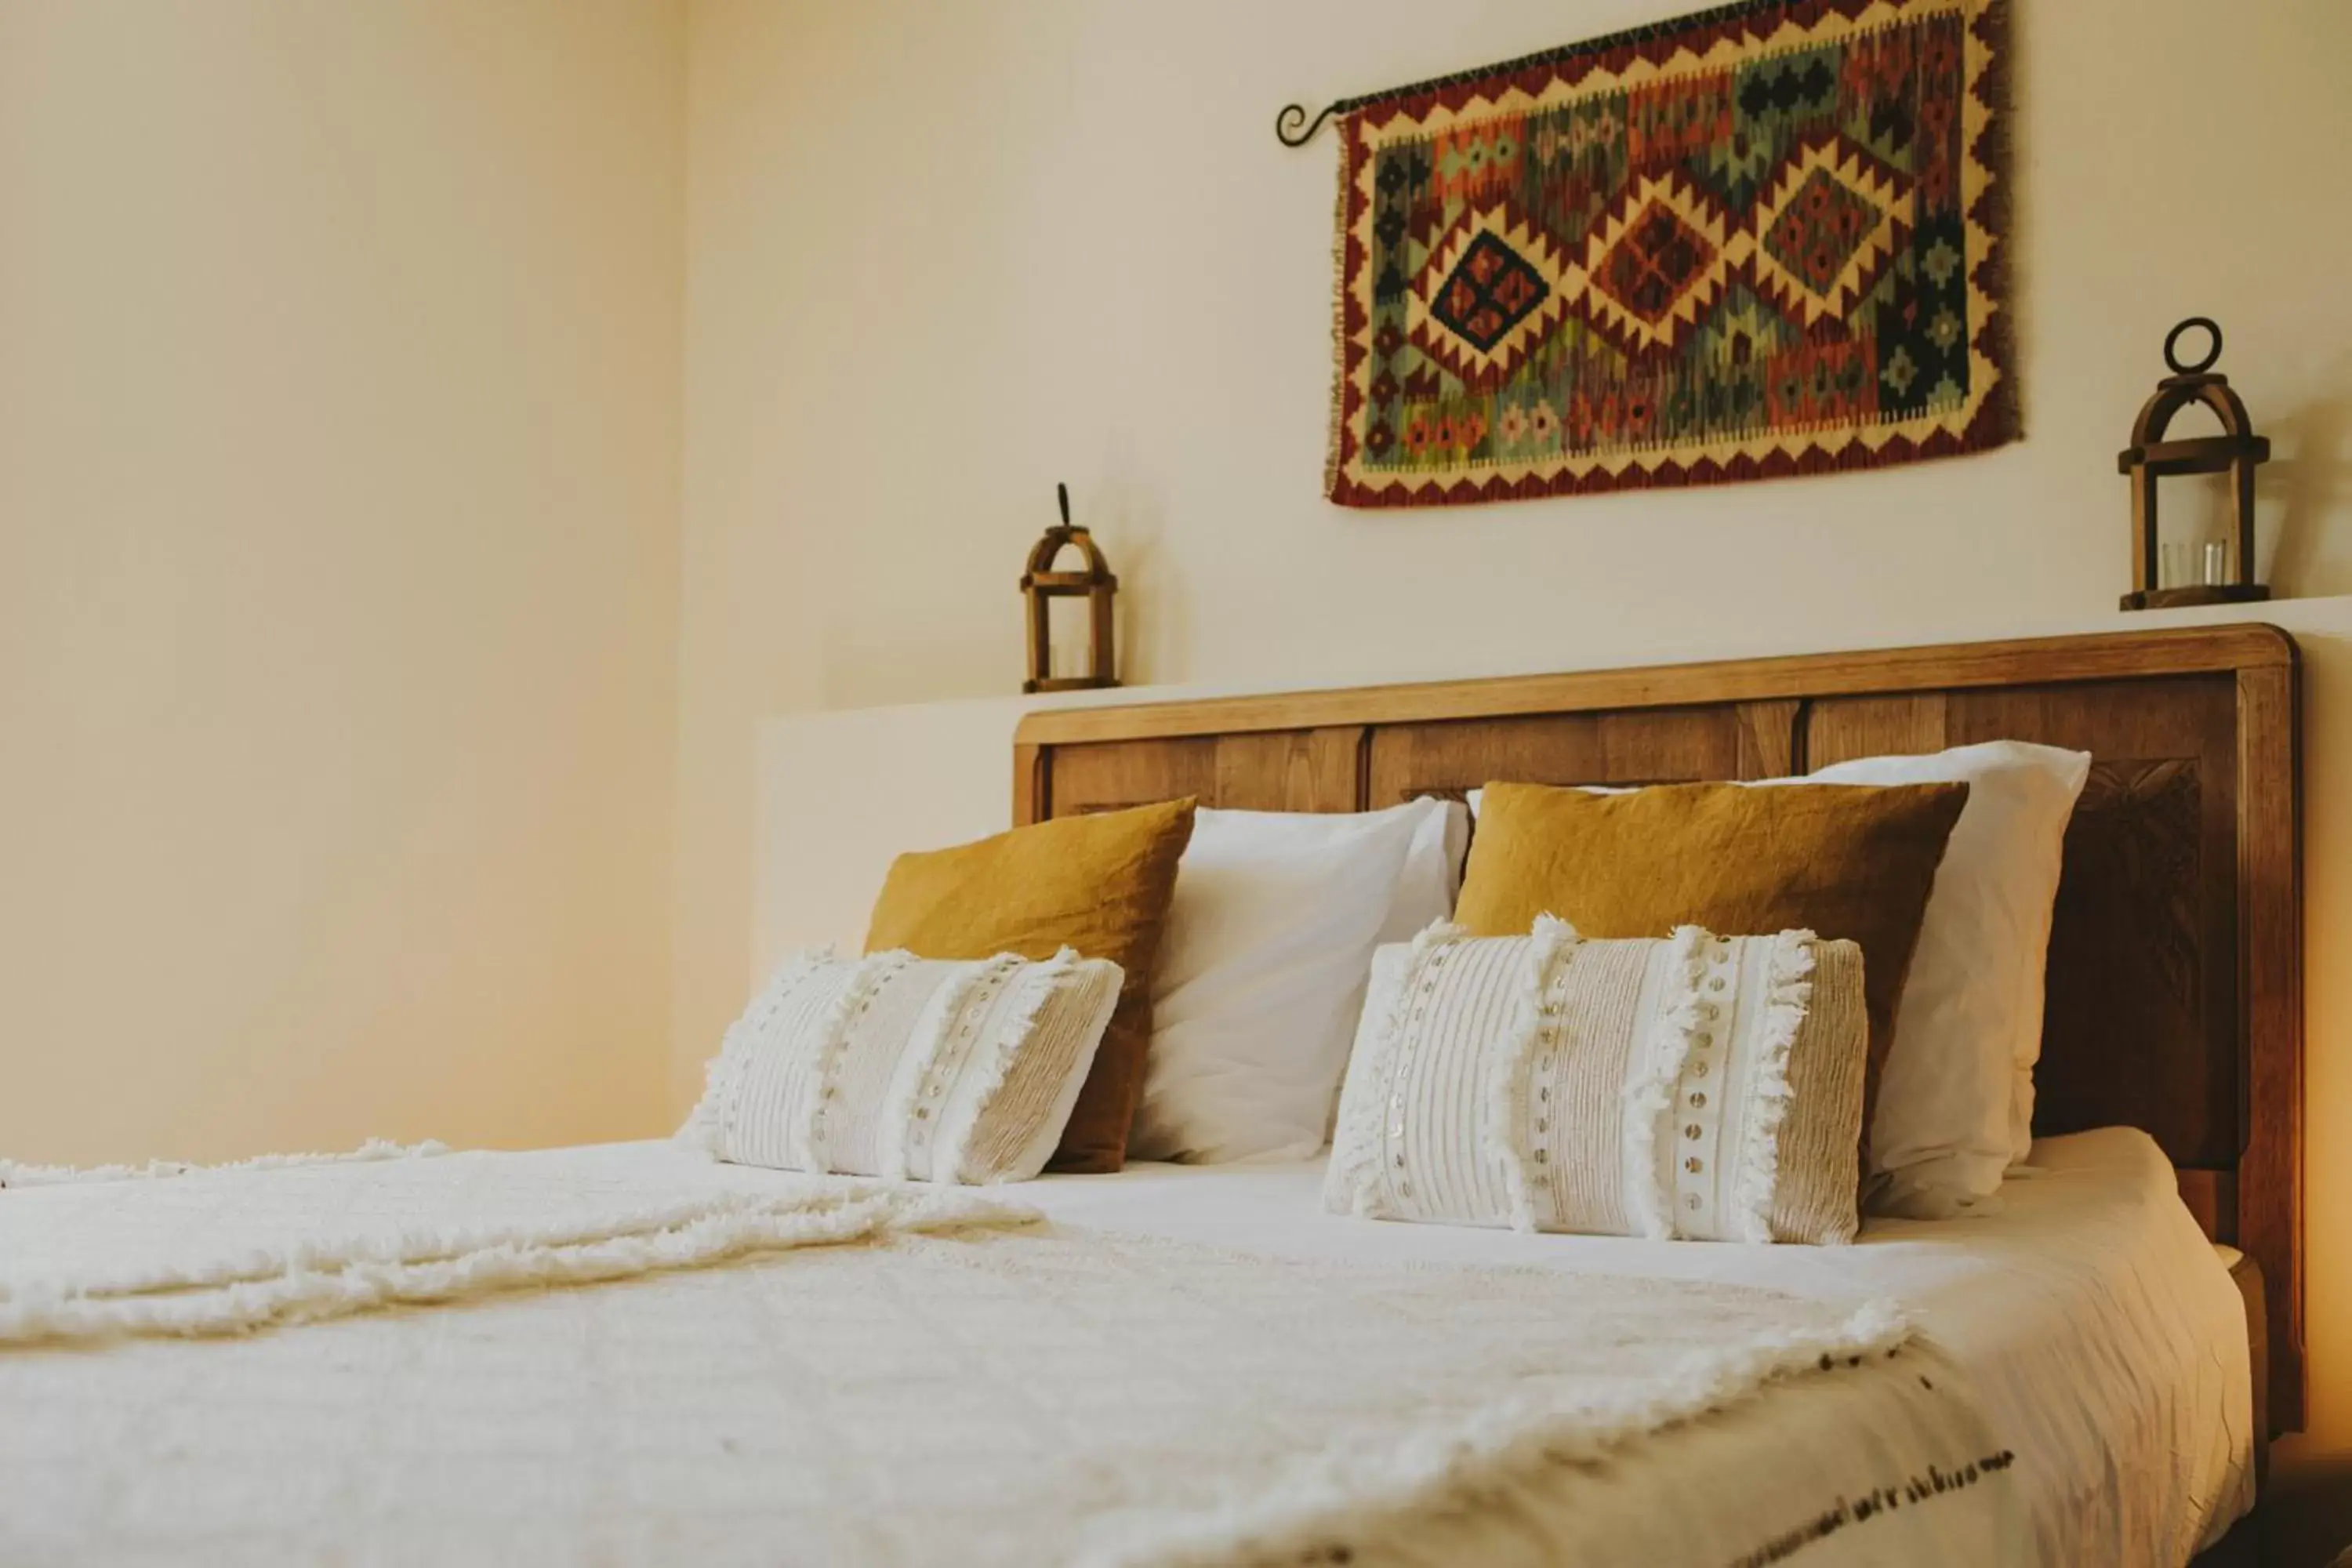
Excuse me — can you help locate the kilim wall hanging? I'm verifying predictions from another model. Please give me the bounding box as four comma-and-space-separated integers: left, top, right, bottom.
1301, 0, 2015, 508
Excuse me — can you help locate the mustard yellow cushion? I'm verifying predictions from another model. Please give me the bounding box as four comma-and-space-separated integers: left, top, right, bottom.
865, 798, 1197, 1173
1457, 782, 1969, 1142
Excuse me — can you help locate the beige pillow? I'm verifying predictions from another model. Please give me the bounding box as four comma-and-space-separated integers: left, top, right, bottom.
687, 948, 1122, 1184
1327, 919, 1868, 1244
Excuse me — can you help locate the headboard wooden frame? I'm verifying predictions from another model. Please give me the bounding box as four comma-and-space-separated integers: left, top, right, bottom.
1013, 625, 2304, 1432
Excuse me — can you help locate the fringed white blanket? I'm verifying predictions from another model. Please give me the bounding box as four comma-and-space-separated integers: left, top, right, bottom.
0, 1143, 2027, 1567
0, 1182, 1033, 1345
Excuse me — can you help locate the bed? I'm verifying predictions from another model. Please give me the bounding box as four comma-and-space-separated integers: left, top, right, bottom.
1012, 622, 2303, 1432
2, 625, 2303, 1566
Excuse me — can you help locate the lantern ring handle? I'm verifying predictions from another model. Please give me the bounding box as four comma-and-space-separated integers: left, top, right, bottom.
2165, 317, 2223, 376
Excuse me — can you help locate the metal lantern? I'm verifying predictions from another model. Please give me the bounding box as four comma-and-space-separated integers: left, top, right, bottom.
1020, 484, 1119, 694
2118, 318, 2271, 611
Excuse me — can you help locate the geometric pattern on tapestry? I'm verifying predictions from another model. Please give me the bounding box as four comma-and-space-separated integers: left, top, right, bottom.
1327, 0, 2015, 507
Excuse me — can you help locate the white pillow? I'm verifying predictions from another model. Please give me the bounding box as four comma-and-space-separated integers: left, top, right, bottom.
1469, 740, 2091, 1216
1130, 800, 1454, 1164
1327, 920, 1869, 1244
1379, 796, 1471, 945
1804, 742, 2090, 1212
685, 947, 1121, 1183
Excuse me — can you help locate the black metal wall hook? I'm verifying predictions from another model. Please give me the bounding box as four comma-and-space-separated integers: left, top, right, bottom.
1275, 102, 1340, 147
1272, 0, 1799, 148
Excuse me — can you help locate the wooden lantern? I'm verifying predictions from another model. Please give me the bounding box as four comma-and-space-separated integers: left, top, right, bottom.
2118, 317, 2270, 611
1021, 484, 1119, 694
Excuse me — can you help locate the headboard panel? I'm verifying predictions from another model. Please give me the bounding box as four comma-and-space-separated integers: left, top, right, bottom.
1366, 704, 1766, 803
1014, 626, 2303, 1431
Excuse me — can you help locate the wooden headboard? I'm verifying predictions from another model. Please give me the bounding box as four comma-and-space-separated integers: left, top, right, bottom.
1013, 625, 2304, 1431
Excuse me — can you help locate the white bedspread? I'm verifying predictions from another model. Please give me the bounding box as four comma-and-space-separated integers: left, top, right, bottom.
0, 1127, 2240, 1566
1022, 1124, 2255, 1564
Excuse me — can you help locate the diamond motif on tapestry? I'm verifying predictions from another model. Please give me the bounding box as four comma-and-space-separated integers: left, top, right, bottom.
1565, 172, 1736, 356
1430, 233, 1552, 352
1761, 169, 1882, 292
1745, 136, 1916, 328
1406, 201, 1573, 387
1595, 202, 1718, 325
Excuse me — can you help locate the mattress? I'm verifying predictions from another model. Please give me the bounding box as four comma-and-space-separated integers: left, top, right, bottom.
1024, 1124, 2256, 1564
0, 1126, 2246, 1566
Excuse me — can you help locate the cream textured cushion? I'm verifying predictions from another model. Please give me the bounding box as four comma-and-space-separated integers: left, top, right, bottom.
1327, 920, 1868, 1244
687, 949, 1122, 1183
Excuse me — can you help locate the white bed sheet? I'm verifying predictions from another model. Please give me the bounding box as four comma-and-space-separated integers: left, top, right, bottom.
1026, 1125, 2254, 1565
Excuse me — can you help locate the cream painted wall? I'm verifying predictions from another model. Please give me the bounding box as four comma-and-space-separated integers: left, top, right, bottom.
673, 0, 2352, 1119
0, 2, 686, 1163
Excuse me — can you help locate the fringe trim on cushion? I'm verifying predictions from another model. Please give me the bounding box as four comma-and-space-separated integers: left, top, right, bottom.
1087, 1296, 1916, 1568
798, 950, 913, 1172
1622, 925, 1711, 1241
1730, 931, 1817, 1245
1482, 915, 1579, 1234
0, 1139, 445, 1190
0, 1184, 1037, 1345
931, 949, 1079, 1185
680, 947, 831, 1157
1334, 920, 1461, 1219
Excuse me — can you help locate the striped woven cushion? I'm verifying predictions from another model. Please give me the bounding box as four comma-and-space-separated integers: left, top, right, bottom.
686, 949, 1122, 1184
1326, 920, 1867, 1244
